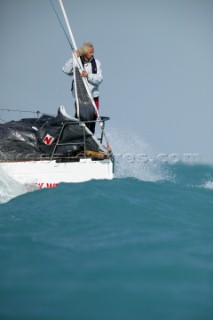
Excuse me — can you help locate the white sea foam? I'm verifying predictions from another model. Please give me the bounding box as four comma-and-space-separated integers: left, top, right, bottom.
0, 167, 26, 204
107, 127, 171, 182
202, 181, 213, 190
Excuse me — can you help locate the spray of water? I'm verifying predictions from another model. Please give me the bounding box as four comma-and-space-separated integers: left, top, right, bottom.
107, 126, 171, 182
202, 181, 213, 190
0, 167, 26, 204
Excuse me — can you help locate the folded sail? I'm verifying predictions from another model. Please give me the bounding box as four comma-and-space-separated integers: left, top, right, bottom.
0, 107, 102, 161
74, 66, 95, 121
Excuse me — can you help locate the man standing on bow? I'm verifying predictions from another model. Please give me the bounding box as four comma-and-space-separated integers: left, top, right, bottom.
62, 42, 103, 133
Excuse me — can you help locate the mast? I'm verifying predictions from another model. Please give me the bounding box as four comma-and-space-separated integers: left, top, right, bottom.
58, 0, 100, 119
58, 0, 77, 50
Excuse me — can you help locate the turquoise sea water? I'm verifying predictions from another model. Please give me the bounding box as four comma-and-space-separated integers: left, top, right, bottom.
0, 163, 213, 320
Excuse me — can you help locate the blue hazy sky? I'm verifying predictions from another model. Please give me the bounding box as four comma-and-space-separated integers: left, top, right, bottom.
0, 0, 213, 163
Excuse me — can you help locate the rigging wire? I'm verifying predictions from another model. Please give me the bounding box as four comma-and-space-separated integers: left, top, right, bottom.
0, 108, 41, 115
49, 0, 83, 72
50, 0, 73, 50
0, 109, 42, 124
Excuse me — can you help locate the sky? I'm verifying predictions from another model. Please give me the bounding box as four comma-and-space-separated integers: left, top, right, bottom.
0, 0, 213, 163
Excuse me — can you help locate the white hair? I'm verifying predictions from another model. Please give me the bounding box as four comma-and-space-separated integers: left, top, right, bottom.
79, 42, 94, 56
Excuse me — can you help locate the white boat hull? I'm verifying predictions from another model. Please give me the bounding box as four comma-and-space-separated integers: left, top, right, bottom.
0, 158, 114, 189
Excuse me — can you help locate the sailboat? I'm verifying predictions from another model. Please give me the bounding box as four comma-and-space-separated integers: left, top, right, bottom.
0, 0, 114, 189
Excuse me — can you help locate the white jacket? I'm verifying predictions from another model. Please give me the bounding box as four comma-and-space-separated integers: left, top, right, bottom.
62, 57, 103, 98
